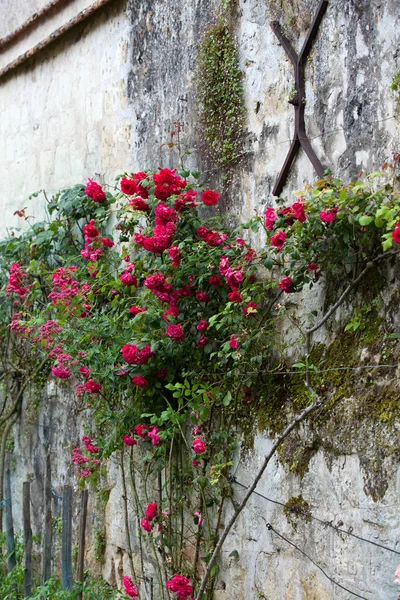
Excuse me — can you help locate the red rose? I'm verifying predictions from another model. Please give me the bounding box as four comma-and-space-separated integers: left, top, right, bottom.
264, 208, 277, 230
123, 435, 137, 447
168, 246, 180, 267
392, 226, 400, 244
154, 202, 177, 224
228, 289, 243, 303
101, 237, 114, 248
155, 368, 167, 380
132, 424, 149, 438
229, 334, 239, 349
120, 177, 139, 195
85, 179, 106, 203
243, 301, 257, 316
192, 438, 206, 455
120, 272, 137, 287
121, 344, 152, 365
320, 206, 338, 223
292, 201, 307, 223
129, 197, 149, 211
140, 518, 152, 532
132, 375, 148, 387
79, 366, 91, 379
201, 189, 219, 206
129, 306, 146, 316
307, 263, 319, 272
165, 323, 184, 342
83, 220, 99, 239
278, 277, 293, 293
145, 502, 158, 521
196, 226, 209, 239
166, 574, 193, 598
84, 379, 102, 394
197, 335, 207, 348
209, 274, 222, 287
196, 320, 208, 332
123, 576, 139, 598
196, 291, 210, 303
270, 231, 286, 251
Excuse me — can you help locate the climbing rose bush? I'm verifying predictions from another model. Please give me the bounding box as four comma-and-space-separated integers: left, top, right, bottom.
3, 164, 400, 599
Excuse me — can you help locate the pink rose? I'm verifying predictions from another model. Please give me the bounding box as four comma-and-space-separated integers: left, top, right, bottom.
52, 366, 70, 379
148, 426, 161, 446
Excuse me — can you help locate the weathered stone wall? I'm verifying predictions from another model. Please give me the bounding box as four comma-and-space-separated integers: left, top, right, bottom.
0, 0, 131, 237
1, 0, 400, 598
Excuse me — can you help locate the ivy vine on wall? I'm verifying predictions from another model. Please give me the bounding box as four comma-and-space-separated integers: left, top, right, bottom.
196, 1, 245, 175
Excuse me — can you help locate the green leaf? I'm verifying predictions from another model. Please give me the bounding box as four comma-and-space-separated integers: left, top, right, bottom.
263, 257, 273, 270
382, 238, 393, 251
359, 215, 373, 226
251, 222, 260, 233
222, 391, 232, 406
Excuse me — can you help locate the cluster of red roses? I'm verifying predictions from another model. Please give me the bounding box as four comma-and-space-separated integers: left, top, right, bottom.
136, 201, 178, 254
122, 423, 160, 448
6, 263, 29, 297
71, 435, 100, 478
140, 501, 158, 533
264, 200, 328, 293
123, 576, 139, 598
85, 179, 107, 203
48, 266, 92, 317
80, 220, 115, 280
166, 574, 195, 599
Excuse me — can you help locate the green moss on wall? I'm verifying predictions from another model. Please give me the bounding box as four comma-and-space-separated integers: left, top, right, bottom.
239, 300, 400, 500
283, 494, 312, 529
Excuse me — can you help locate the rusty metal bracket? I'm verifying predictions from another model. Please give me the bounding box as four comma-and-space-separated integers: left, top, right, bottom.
270, 0, 328, 196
